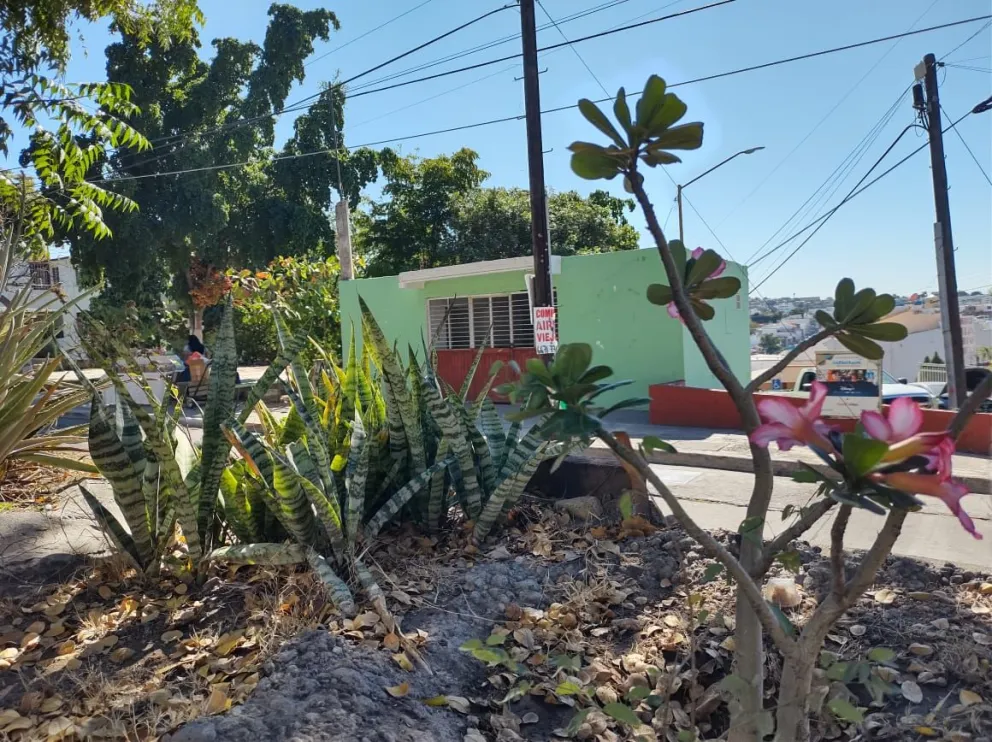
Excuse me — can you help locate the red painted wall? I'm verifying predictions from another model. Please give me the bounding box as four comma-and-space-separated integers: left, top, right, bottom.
436, 348, 538, 402
648, 384, 992, 455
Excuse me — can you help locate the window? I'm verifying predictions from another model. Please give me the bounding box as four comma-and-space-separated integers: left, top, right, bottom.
428, 291, 557, 350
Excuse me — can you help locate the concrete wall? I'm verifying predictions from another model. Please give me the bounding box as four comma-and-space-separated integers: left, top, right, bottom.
556, 250, 684, 404
340, 249, 750, 403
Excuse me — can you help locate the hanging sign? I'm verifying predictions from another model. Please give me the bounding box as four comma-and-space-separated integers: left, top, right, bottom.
532, 306, 558, 355
815, 351, 881, 418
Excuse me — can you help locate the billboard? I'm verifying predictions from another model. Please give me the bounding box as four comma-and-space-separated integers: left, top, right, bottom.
815, 351, 881, 418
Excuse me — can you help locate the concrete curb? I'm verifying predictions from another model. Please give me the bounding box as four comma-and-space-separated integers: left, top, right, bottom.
575, 446, 992, 496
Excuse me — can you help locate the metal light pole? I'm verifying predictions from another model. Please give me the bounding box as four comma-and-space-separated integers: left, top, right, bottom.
677, 147, 765, 244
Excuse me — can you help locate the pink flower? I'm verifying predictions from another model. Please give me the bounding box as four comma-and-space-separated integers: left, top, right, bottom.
691, 247, 726, 278
750, 381, 833, 452
881, 431, 951, 465
861, 397, 922, 443
666, 302, 684, 324
874, 471, 982, 540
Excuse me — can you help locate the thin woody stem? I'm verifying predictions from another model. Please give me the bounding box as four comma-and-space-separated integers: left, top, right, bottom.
830, 505, 852, 599
598, 427, 799, 661
746, 328, 835, 394
752, 497, 836, 579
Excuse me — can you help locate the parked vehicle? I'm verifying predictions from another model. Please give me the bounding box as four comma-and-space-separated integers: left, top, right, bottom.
789, 368, 936, 407
938, 367, 992, 412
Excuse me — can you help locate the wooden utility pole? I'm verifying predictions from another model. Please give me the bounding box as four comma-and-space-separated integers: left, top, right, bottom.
917, 53, 967, 408
519, 0, 554, 315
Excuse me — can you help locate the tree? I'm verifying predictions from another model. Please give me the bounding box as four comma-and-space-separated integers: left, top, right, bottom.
758, 334, 783, 354
1, 0, 202, 248
932, 350, 944, 364
355, 149, 639, 276
68, 4, 382, 329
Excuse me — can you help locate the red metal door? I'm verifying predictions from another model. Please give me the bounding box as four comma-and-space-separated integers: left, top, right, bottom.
436, 348, 538, 402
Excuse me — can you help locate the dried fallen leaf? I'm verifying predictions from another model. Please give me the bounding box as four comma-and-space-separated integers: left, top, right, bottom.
386, 682, 410, 698
901, 681, 923, 704
392, 653, 413, 672
161, 630, 183, 643
873, 588, 897, 605
110, 647, 134, 663
25, 621, 45, 635
959, 689, 983, 706
908, 643, 934, 657
148, 690, 172, 706
446, 696, 471, 714
174, 583, 188, 595
849, 625, 867, 637
46, 716, 74, 739
425, 696, 448, 707
39, 697, 63, 714
0, 709, 21, 727
522, 712, 539, 724
55, 641, 75, 656
972, 632, 990, 646
382, 633, 400, 651
97, 586, 113, 600
205, 689, 229, 715
214, 631, 244, 657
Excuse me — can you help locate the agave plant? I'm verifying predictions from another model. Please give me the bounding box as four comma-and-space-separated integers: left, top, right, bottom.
0, 212, 97, 477
76, 299, 296, 574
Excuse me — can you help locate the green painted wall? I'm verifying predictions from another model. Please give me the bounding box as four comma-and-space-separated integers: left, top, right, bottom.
339, 250, 749, 402
680, 262, 751, 389
557, 249, 684, 404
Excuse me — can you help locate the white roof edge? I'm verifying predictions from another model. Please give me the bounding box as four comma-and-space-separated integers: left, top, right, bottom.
398, 255, 562, 289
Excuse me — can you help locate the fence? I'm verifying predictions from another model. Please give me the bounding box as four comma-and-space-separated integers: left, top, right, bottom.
916, 362, 947, 383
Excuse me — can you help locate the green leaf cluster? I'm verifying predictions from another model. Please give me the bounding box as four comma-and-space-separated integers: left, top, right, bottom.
814, 279, 907, 360
568, 76, 703, 189
645, 240, 740, 321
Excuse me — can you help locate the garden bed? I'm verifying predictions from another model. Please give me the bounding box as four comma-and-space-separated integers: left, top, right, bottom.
1, 494, 990, 742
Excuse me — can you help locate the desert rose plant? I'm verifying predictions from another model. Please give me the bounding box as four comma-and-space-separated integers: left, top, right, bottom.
507, 74, 989, 741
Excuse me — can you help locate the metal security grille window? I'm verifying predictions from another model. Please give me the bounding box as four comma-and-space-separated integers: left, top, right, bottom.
427, 291, 557, 350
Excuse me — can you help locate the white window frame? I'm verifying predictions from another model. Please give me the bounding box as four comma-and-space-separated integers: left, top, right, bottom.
428, 292, 533, 350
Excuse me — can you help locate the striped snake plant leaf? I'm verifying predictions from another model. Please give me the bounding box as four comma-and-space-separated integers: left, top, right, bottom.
498, 418, 524, 474
339, 327, 359, 424
117, 401, 146, 475
455, 404, 496, 498
498, 427, 547, 483
370, 352, 409, 465
87, 398, 155, 568
280, 382, 334, 493
78, 484, 144, 570
269, 451, 320, 549
218, 466, 257, 544
197, 298, 238, 545
345, 414, 367, 482
346, 429, 372, 548
471, 360, 505, 417
426, 439, 451, 533
253, 401, 281, 445
223, 420, 276, 489
360, 297, 426, 474
458, 325, 492, 401
304, 547, 356, 618
420, 378, 482, 519
472, 442, 547, 543
353, 556, 389, 620
208, 542, 306, 566
297, 474, 347, 564
277, 403, 307, 447
288, 440, 322, 490
234, 334, 307, 426
364, 456, 453, 540
479, 399, 506, 469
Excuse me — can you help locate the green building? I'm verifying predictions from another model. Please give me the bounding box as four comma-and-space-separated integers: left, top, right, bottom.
339, 249, 750, 405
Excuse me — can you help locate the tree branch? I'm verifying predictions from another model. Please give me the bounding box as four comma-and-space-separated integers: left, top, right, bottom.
752, 497, 836, 579
840, 507, 907, 606
949, 372, 992, 439
746, 328, 835, 394
830, 505, 852, 600
597, 427, 799, 661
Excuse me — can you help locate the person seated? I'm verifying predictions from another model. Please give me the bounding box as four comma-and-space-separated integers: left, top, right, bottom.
177, 335, 207, 383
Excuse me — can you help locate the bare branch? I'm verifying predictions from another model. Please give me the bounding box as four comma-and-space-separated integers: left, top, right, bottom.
597, 428, 799, 661
949, 372, 992, 439
752, 497, 836, 579
746, 328, 835, 394
830, 505, 852, 600
841, 507, 907, 606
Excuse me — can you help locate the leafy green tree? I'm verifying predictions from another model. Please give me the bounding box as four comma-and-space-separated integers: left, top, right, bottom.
68, 4, 381, 321
757, 334, 783, 354
0, 0, 202, 247
355, 149, 639, 276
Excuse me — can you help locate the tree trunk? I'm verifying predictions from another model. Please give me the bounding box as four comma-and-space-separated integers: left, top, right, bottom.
190, 307, 204, 340
773, 643, 820, 742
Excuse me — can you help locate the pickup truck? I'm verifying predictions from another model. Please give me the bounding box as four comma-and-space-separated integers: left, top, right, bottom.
776, 368, 937, 407
937, 367, 992, 412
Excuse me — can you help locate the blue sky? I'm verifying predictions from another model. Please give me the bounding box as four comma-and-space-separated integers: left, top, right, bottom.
6, 0, 991, 297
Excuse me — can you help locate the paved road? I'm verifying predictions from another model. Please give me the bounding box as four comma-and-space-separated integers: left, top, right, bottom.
650, 464, 992, 570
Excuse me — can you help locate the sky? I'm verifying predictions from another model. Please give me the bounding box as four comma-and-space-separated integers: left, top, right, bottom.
5, 0, 991, 298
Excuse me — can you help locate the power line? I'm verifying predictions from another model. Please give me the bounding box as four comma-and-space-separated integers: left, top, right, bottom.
304, 0, 436, 68
942, 62, 992, 73
536, 0, 610, 96
718, 0, 940, 230
80, 25, 992, 188
939, 19, 991, 60
744, 87, 908, 267
941, 103, 992, 186
748, 107, 983, 293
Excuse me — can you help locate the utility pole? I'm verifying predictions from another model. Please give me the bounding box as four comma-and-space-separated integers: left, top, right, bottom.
519, 0, 554, 317
916, 53, 967, 408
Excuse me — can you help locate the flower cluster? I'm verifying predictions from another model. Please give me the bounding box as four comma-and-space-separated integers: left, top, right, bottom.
188, 258, 233, 309
665, 247, 726, 322
750, 384, 981, 539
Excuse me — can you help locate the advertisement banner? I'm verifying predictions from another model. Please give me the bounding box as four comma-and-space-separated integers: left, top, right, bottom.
815, 351, 882, 418
532, 306, 558, 355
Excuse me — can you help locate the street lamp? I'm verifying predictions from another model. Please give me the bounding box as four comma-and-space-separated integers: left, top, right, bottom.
677, 146, 765, 244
